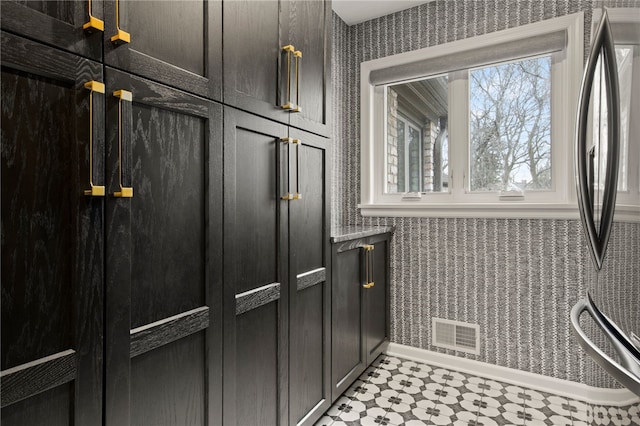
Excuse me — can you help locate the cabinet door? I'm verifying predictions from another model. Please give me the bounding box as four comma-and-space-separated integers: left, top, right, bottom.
103, 68, 223, 426
287, 0, 331, 137
104, 0, 221, 100
289, 129, 331, 425
331, 242, 366, 401
1, 33, 104, 426
223, 108, 290, 426
364, 236, 390, 364
0, 0, 103, 61
223, 0, 290, 125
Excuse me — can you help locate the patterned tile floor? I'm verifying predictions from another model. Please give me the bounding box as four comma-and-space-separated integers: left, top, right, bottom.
315, 355, 640, 426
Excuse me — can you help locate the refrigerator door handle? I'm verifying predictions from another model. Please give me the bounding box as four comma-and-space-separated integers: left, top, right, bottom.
571, 296, 640, 396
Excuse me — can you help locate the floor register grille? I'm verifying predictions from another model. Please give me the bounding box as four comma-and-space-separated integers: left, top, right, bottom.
316, 355, 640, 426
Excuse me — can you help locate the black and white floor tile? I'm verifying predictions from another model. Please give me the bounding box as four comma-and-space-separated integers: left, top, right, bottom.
315, 355, 640, 426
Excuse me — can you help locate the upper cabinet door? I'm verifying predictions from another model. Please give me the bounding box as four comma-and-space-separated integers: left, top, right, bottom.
223, 0, 290, 125
287, 0, 331, 137
1, 32, 104, 426
104, 0, 222, 101
0, 0, 104, 61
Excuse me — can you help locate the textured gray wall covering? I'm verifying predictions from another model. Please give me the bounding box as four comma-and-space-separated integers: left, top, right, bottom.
331, 0, 639, 390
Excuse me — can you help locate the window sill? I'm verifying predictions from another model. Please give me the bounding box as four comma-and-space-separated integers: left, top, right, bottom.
359, 202, 640, 221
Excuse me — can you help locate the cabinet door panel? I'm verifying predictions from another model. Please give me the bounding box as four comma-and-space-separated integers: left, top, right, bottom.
1, 385, 72, 426
236, 303, 280, 426
104, 68, 222, 426
365, 240, 389, 363
129, 102, 206, 328
224, 108, 289, 426
131, 332, 206, 426
0, 0, 103, 61
290, 284, 325, 423
1, 32, 103, 425
235, 127, 279, 294
288, 0, 330, 136
104, 0, 221, 100
331, 247, 364, 400
223, 0, 289, 124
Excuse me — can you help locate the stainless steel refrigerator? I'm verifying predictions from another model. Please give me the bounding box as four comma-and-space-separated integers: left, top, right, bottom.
571, 8, 640, 396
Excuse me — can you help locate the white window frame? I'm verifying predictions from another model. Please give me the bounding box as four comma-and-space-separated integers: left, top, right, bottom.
361, 13, 585, 219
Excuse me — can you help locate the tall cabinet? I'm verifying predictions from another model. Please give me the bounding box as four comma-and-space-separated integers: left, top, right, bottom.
222, 0, 332, 423
1, 1, 331, 426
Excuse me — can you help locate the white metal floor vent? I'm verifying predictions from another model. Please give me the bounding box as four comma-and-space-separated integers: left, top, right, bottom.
432, 318, 480, 355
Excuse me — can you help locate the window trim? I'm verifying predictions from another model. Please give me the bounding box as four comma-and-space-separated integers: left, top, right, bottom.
360, 13, 586, 219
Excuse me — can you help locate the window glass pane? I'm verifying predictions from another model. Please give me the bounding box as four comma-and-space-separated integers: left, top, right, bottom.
386, 75, 449, 193
469, 56, 552, 192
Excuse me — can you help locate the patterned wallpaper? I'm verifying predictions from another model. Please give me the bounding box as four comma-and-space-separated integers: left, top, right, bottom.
331, 0, 640, 389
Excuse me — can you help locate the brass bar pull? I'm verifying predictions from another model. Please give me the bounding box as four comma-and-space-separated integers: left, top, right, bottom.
281, 137, 293, 200
83, 0, 105, 32
111, 0, 131, 45
113, 89, 133, 198
362, 244, 375, 289
84, 81, 106, 197
292, 138, 302, 200
281, 45, 295, 111
291, 50, 302, 113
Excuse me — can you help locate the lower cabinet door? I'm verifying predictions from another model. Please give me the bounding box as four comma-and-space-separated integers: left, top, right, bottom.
289, 129, 331, 425
331, 242, 366, 402
1, 32, 104, 426
364, 237, 390, 365
223, 107, 290, 426
103, 67, 223, 426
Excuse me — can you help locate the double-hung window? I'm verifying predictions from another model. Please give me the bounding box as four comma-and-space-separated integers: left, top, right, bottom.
360, 13, 585, 218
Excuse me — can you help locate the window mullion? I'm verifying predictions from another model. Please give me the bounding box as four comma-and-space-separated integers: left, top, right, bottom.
448, 70, 469, 201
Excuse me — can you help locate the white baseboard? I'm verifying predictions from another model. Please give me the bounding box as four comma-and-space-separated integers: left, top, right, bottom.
385, 343, 640, 407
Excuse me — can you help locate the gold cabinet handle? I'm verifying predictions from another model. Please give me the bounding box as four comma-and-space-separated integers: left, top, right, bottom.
291, 50, 302, 113
362, 244, 375, 289
281, 137, 293, 200
111, 0, 131, 45
280, 45, 296, 111
113, 89, 133, 198
83, 0, 105, 32
292, 138, 302, 200
84, 81, 106, 196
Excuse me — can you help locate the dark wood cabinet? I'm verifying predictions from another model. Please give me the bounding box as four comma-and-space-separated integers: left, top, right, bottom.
1, 33, 223, 426
0, 0, 104, 61
288, 128, 331, 426
2, 1, 330, 424
331, 232, 391, 402
1, 31, 104, 426
103, 0, 222, 101
103, 68, 223, 426
223, 0, 331, 136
